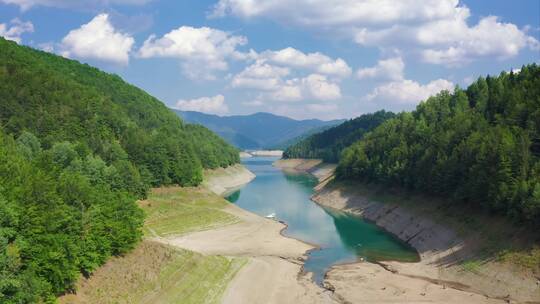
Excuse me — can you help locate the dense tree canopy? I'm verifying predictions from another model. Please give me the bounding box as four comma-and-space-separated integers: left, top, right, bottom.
337, 64, 540, 226
0, 38, 239, 302
283, 111, 395, 162
0, 37, 239, 189
0, 129, 144, 302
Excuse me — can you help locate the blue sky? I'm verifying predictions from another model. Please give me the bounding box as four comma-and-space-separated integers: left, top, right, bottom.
1, 0, 539, 120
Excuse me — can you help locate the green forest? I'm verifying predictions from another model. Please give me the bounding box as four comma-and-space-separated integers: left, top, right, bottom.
283, 111, 395, 162
337, 64, 540, 226
0, 38, 239, 302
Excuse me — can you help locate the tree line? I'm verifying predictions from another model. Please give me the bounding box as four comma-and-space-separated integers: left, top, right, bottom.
337, 64, 540, 226
0, 38, 239, 302
283, 111, 395, 162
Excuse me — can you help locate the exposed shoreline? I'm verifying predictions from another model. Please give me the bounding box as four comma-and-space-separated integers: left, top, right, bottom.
275, 158, 520, 303
203, 164, 256, 196
165, 163, 338, 304
158, 197, 336, 304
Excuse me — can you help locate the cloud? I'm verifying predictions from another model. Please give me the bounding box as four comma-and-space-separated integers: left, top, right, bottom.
230, 53, 343, 103
212, 0, 538, 66
138, 26, 249, 79
357, 56, 404, 81
231, 61, 290, 90
210, 0, 459, 26
232, 62, 342, 102
355, 12, 539, 66
366, 78, 453, 104
301, 74, 341, 100
267, 74, 342, 102
270, 82, 303, 102
418, 16, 540, 66
60, 14, 134, 65
259, 47, 351, 78
174, 94, 229, 115
1, 0, 152, 11
0, 18, 34, 43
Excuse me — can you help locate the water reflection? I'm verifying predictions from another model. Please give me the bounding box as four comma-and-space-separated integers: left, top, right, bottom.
226, 189, 241, 203
226, 157, 418, 285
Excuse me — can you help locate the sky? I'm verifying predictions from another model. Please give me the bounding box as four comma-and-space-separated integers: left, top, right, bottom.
1, 0, 539, 120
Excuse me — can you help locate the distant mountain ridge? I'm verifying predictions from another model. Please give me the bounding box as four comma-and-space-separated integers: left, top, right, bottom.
174, 110, 345, 149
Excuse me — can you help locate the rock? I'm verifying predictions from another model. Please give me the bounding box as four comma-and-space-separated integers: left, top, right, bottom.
323, 282, 336, 292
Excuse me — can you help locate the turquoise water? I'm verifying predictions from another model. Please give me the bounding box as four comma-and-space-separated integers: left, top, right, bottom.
226, 157, 418, 284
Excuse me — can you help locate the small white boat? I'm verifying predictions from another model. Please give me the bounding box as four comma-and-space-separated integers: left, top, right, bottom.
265, 213, 276, 219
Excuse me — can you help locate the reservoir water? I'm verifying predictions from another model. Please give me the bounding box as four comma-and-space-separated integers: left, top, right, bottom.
226, 157, 419, 284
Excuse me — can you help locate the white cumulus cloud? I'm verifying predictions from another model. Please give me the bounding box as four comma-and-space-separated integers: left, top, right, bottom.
366, 78, 454, 104
355, 10, 539, 66
60, 14, 134, 65
138, 26, 249, 79
357, 56, 404, 81
212, 0, 538, 66
301, 74, 341, 100
231, 62, 342, 102
231, 61, 290, 90
259, 47, 351, 78
419, 16, 540, 66
210, 0, 459, 26
0, 18, 34, 43
175, 94, 229, 115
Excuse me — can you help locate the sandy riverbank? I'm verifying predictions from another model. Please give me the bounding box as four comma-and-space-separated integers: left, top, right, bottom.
274, 158, 336, 182
325, 262, 502, 304
156, 202, 337, 304
154, 162, 337, 304
203, 164, 256, 196
274, 158, 522, 303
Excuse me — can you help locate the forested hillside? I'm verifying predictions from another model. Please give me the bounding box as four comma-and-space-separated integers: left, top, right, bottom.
0, 37, 239, 302
283, 111, 395, 162
337, 64, 540, 225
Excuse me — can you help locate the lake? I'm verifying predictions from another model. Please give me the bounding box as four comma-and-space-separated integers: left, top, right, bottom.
226, 157, 419, 284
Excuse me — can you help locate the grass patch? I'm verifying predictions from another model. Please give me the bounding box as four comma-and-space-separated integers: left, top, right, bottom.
460, 260, 482, 274
140, 187, 239, 237
60, 187, 247, 303
497, 246, 540, 272
59, 241, 246, 304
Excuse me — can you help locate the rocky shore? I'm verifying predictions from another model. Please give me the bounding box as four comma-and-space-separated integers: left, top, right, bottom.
273, 159, 539, 303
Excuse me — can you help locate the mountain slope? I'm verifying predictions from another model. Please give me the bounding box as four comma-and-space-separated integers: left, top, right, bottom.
175, 110, 345, 149
0, 37, 239, 302
283, 111, 395, 162
338, 64, 540, 226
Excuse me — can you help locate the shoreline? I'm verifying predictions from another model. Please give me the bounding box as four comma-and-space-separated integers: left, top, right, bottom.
159, 199, 336, 304
274, 158, 516, 303
203, 164, 256, 196
166, 163, 338, 304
